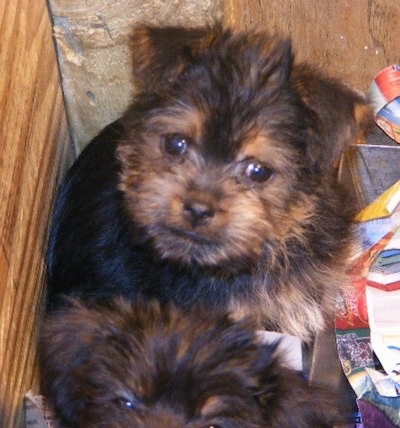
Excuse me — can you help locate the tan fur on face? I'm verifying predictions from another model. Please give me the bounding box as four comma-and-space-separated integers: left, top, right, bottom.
118, 104, 317, 269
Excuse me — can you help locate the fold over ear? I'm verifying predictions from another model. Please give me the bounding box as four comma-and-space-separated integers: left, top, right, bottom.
130, 24, 221, 94
292, 64, 374, 169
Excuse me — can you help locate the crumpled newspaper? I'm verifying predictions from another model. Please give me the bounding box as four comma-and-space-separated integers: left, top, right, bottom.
335, 180, 400, 427
368, 65, 400, 144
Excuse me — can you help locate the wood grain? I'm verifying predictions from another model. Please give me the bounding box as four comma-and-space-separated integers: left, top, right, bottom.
223, 0, 400, 92
0, 1, 72, 426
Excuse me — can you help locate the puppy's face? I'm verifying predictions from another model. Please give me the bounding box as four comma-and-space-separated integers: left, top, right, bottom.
119, 104, 312, 269
39, 300, 277, 427
68, 307, 267, 427
118, 26, 370, 269
40, 299, 343, 428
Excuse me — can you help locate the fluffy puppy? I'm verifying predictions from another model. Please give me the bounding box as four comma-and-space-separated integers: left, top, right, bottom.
46, 25, 372, 340
39, 298, 345, 427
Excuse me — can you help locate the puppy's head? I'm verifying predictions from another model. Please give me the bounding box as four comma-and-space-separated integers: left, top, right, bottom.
118, 25, 372, 270
40, 298, 344, 427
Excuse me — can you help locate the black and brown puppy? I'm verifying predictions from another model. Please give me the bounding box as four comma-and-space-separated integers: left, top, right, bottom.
40, 298, 344, 427
46, 25, 372, 340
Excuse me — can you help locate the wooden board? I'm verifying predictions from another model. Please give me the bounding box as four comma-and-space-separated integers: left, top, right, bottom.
223, 0, 400, 92
0, 1, 72, 426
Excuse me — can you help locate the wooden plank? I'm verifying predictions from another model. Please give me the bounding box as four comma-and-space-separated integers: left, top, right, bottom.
223, 0, 400, 92
0, 1, 72, 426
47, 0, 223, 152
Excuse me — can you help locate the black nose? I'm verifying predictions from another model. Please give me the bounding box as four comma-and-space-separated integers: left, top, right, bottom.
183, 200, 215, 226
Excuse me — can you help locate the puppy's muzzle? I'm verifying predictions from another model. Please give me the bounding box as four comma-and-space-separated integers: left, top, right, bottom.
183, 198, 215, 227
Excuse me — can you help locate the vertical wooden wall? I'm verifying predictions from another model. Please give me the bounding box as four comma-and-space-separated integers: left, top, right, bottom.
0, 1, 72, 426
223, 0, 400, 92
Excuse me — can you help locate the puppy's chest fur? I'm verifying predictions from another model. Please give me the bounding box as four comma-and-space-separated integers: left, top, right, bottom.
46, 25, 372, 341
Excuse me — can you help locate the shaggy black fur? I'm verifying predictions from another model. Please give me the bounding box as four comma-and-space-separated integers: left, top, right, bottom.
40, 298, 345, 427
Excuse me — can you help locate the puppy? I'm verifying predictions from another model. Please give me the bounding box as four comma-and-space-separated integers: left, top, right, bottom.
39, 298, 345, 427
46, 25, 372, 340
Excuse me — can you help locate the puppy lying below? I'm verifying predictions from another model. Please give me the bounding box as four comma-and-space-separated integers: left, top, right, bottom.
40, 298, 345, 427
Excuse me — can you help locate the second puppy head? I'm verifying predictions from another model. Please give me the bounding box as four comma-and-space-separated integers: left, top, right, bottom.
40, 298, 344, 427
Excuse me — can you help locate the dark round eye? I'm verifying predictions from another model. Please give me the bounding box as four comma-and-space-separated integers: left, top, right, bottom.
120, 400, 134, 409
245, 162, 273, 183
113, 396, 138, 410
163, 133, 190, 156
